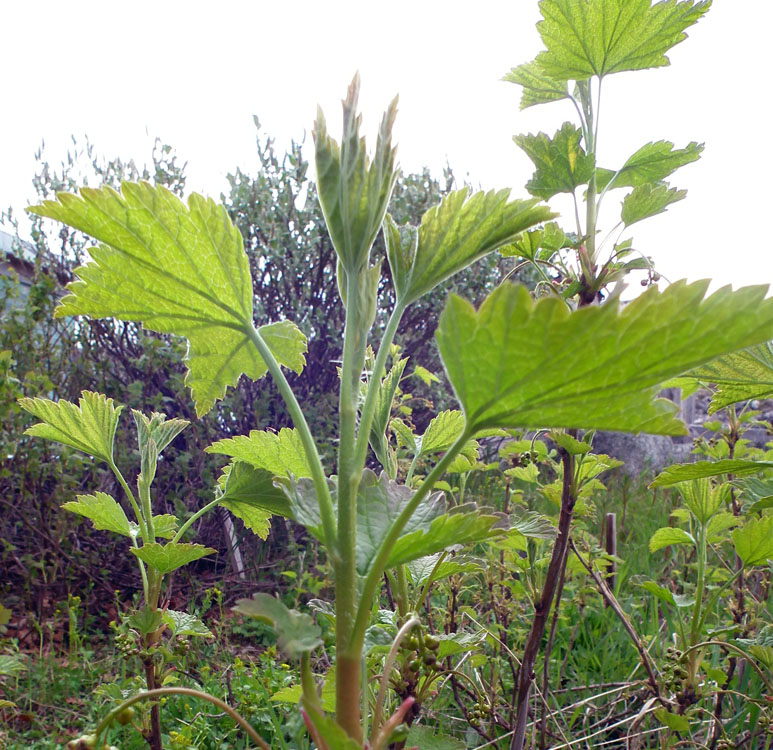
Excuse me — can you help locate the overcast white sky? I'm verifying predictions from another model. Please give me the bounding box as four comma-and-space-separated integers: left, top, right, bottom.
2, 1, 770, 292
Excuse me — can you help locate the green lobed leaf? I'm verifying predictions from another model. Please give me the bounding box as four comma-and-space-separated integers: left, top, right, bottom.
685, 343, 773, 414
130, 542, 216, 575
19, 391, 122, 464
621, 182, 686, 226
314, 74, 398, 274
405, 554, 484, 588
649, 527, 694, 553
368, 355, 408, 473
62, 492, 132, 537
640, 580, 675, 606
279, 470, 504, 572
206, 428, 312, 478
27, 182, 307, 416
650, 460, 773, 487
161, 610, 213, 638
536, 0, 712, 80
503, 60, 569, 110
436, 281, 773, 435
391, 188, 553, 304
271, 668, 336, 712
406, 725, 466, 750
216, 462, 291, 535
0, 654, 27, 677
508, 510, 558, 540
419, 410, 466, 455
515, 123, 595, 200
152, 514, 178, 540
597, 140, 703, 191
653, 708, 690, 733
233, 593, 322, 659
706, 511, 739, 543
677, 478, 723, 524
732, 516, 773, 566
434, 631, 487, 659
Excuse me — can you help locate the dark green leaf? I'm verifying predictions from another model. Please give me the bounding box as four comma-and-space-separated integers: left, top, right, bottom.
406, 726, 465, 750
515, 123, 595, 200
234, 593, 321, 658
436, 281, 773, 435
536, 0, 711, 80
653, 708, 690, 732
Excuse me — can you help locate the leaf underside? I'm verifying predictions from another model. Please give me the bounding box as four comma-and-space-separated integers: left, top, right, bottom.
436, 281, 773, 436
535, 0, 712, 80
19, 390, 122, 464
650, 460, 773, 487
28, 182, 306, 416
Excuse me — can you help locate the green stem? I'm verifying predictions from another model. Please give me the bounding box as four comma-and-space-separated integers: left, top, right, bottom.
335, 269, 368, 740
690, 524, 707, 646
350, 430, 471, 659
129, 535, 150, 603
93, 687, 270, 750
110, 460, 149, 543
353, 302, 405, 469
172, 496, 222, 544
300, 651, 322, 714
682, 641, 773, 694
246, 324, 336, 555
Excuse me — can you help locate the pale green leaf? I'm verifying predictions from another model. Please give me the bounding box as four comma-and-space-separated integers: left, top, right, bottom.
406, 725, 465, 750
152, 514, 178, 540
369, 356, 408, 472
649, 527, 694, 553
536, 0, 711, 80
132, 410, 188, 456
392, 188, 553, 303
412, 365, 440, 386
162, 610, 213, 638
405, 554, 484, 587
653, 708, 690, 732
130, 542, 216, 575
271, 668, 336, 712
419, 410, 466, 456
233, 593, 322, 658
0, 654, 26, 677
621, 182, 686, 226
62, 492, 132, 537
509, 510, 557, 540
206, 428, 312, 479
437, 281, 773, 435
434, 631, 487, 659
732, 516, 773, 566
706, 511, 739, 543
19, 391, 122, 464
515, 123, 595, 200
503, 60, 569, 109
640, 580, 675, 605
650, 460, 773, 487
28, 183, 306, 416
314, 74, 398, 274
551, 431, 591, 455
686, 343, 773, 414
677, 478, 723, 524
598, 141, 703, 191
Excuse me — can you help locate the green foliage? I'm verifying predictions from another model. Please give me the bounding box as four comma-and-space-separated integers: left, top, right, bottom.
436, 281, 773, 434
535, 0, 711, 79
29, 183, 308, 416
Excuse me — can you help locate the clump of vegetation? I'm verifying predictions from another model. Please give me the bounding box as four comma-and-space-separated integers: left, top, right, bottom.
3, 1, 773, 749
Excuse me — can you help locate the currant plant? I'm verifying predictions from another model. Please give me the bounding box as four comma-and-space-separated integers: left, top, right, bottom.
20, 6, 773, 749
